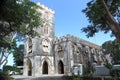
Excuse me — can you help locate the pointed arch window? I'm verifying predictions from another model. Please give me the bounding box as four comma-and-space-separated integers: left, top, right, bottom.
44, 24, 49, 34
57, 45, 63, 57
42, 39, 50, 53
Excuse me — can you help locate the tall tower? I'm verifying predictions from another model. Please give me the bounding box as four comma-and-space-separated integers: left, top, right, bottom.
23, 3, 55, 76
35, 3, 55, 38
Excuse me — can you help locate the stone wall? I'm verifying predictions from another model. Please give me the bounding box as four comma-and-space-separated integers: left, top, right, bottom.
23, 3, 107, 77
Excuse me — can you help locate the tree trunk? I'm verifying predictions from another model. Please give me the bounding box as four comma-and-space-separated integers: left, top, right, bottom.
0, 49, 10, 66
101, 0, 120, 43
110, 23, 120, 44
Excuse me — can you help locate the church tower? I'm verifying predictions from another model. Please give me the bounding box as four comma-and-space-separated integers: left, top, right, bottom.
23, 2, 106, 77
23, 3, 55, 76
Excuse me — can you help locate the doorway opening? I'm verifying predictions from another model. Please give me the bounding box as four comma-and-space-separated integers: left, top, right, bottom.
42, 61, 48, 74
27, 59, 32, 76
58, 60, 64, 74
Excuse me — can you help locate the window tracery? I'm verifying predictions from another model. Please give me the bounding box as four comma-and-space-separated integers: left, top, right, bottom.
44, 11, 49, 20
72, 44, 82, 63
44, 23, 49, 34
42, 39, 50, 53
57, 45, 63, 57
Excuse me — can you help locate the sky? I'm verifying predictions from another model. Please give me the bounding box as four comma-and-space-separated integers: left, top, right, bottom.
31, 0, 115, 45
5, 0, 115, 67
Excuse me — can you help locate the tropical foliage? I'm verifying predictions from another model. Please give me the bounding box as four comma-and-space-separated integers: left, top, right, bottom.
81, 0, 120, 43
13, 44, 24, 66
0, 0, 42, 66
102, 39, 120, 64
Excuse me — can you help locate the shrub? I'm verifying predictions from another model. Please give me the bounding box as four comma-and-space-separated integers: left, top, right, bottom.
3, 65, 20, 74
104, 63, 120, 77
0, 72, 10, 80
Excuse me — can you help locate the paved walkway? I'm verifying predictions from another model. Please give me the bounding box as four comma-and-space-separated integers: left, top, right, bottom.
12, 74, 73, 80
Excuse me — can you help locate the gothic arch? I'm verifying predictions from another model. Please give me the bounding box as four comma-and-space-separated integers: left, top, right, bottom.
58, 60, 64, 74
57, 45, 63, 57
42, 38, 50, 53
27, 58, 32, 76
44, 23, 49, 34
41, 57, 52, 66
42, 38, 51, 45
57, 45, 63, 51
42, 60, 48, 74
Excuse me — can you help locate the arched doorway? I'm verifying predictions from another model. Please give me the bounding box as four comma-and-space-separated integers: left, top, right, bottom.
42, 61, 48, 74
58, 60, 64, 74
27, 59, 32, 76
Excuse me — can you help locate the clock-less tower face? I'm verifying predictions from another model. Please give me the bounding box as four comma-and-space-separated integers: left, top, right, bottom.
42, 10, 54, 38
34, 3, 55, 38
42, 39, 50, 53
44, 11, 49, 21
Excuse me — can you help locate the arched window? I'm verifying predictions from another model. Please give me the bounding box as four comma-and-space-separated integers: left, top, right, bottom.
44, 11, 49, 20
44, 24, 49, 34
73, 46, 82, 63
42, 39, 50, 53
57, 45, 63, 57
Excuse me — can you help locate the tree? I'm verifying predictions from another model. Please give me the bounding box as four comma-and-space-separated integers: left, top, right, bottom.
81, 0, 120, 43
102, 39, 120, 64
0, 0, 42, 66
0, 37, 16, 66
13, 44, 24, 66
0, 0, 41, 40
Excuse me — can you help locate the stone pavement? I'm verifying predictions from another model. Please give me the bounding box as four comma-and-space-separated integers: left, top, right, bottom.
12, 75, 73, 80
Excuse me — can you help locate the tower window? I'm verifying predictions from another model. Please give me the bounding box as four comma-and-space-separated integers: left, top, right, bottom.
44, 24, 48, 34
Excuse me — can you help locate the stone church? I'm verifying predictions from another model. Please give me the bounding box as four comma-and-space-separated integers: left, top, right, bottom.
23, 3, 106, 76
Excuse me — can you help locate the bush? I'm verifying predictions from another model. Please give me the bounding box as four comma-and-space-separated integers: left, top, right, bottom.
3, 65, 20, 73
0, 72, 10, 80
110, 69, 120, 77
0, 71, 15, 80
104, 63, 120, 77
83, 66, 91, 76
9, 77, 15, 80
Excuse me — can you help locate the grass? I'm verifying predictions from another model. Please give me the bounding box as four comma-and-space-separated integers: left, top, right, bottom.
9, 77, 15, 80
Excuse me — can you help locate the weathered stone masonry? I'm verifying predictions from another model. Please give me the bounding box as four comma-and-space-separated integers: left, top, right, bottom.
23, 3, 106, 76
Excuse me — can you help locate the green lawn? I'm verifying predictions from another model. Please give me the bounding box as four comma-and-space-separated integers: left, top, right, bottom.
9, 77, 15, 80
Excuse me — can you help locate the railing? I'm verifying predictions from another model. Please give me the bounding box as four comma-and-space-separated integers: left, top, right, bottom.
73, 76, 120, 80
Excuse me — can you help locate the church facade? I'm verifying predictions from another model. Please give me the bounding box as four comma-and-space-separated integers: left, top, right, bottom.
23, 3, 106, 76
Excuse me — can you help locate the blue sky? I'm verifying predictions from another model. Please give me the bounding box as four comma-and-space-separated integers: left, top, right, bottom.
6, 0, 115, 67
32, 0, 115, 45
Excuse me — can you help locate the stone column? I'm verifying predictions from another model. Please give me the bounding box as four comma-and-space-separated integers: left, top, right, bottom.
66, 41, 72, 74
23, 58, 28, 76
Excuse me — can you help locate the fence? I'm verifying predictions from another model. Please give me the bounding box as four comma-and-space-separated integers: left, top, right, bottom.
74, 76, 120, 80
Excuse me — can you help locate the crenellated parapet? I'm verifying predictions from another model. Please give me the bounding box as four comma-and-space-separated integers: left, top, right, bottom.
54, 34, 101, 50
36, 2, 55, 14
